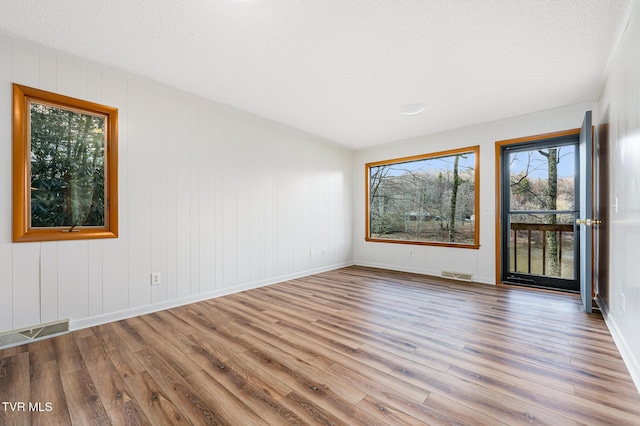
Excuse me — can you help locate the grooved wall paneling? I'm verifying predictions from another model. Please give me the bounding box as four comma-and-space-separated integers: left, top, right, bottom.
596, 0, 640, 389
0, 36, 353, 333
40, 242, 58, 323
0, 37, 13, 332
101, 72, 130, 315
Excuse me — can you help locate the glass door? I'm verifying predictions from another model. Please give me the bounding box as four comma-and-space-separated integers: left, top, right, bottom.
501, 138, 580, 292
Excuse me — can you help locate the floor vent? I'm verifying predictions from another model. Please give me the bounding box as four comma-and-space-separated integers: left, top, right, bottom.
0, 319, 69, 350
441, 271, 473, 281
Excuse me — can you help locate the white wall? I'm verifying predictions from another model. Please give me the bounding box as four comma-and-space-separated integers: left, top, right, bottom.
353, 102, 594, 284
0, 36, 354, 333
596, 0, 640, 390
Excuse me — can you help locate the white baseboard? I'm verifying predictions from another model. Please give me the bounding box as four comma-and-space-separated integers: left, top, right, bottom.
70, 261, 354, 331
354, 260, 440, 278
597, 296, 640, 395
354, 261, 495, 285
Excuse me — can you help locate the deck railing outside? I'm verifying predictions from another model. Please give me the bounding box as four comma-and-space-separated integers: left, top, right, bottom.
510, 222, 574, 277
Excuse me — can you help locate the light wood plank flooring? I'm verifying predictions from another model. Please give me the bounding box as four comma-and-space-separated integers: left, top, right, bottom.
1, 266, 639, 425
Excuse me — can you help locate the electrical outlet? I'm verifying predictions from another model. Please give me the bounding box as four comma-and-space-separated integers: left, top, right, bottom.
151, 272, 161, 286
321, 249, 326, 256
409, 249, 413, 256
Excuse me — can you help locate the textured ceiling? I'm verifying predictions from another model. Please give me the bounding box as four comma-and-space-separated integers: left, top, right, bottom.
0, 0, 633, 149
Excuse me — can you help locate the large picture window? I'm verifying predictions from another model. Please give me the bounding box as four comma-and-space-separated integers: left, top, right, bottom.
366, 146, 479, 248
12, 84, 118, 242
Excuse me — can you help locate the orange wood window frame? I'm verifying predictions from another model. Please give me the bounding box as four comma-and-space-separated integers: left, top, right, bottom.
365, 145, 480, 249
12, 84, 118, 242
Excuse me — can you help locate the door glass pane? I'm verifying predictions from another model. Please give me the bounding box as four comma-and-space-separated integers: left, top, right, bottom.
509, 213, 575, 280
509, 146, 575, 211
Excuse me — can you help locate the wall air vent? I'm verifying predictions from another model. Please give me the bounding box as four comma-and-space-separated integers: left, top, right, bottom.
0, 319, 69, 350
441, 270, 473, 281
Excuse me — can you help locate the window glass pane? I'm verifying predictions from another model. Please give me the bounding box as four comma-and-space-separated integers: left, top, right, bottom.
367, 147, 478, 246
29, 100, 107, 228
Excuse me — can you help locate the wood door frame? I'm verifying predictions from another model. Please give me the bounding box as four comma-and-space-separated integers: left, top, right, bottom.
494, 128, 581, 285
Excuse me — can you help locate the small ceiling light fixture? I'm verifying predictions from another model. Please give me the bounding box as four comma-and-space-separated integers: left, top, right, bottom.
399, 103, 426, 116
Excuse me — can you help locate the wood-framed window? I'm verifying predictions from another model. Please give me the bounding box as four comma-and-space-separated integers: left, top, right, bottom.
366, 145, 480, 248
12, 84, 118, 242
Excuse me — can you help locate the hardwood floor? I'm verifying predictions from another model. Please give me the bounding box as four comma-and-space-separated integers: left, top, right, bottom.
1, 266, 639, 425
